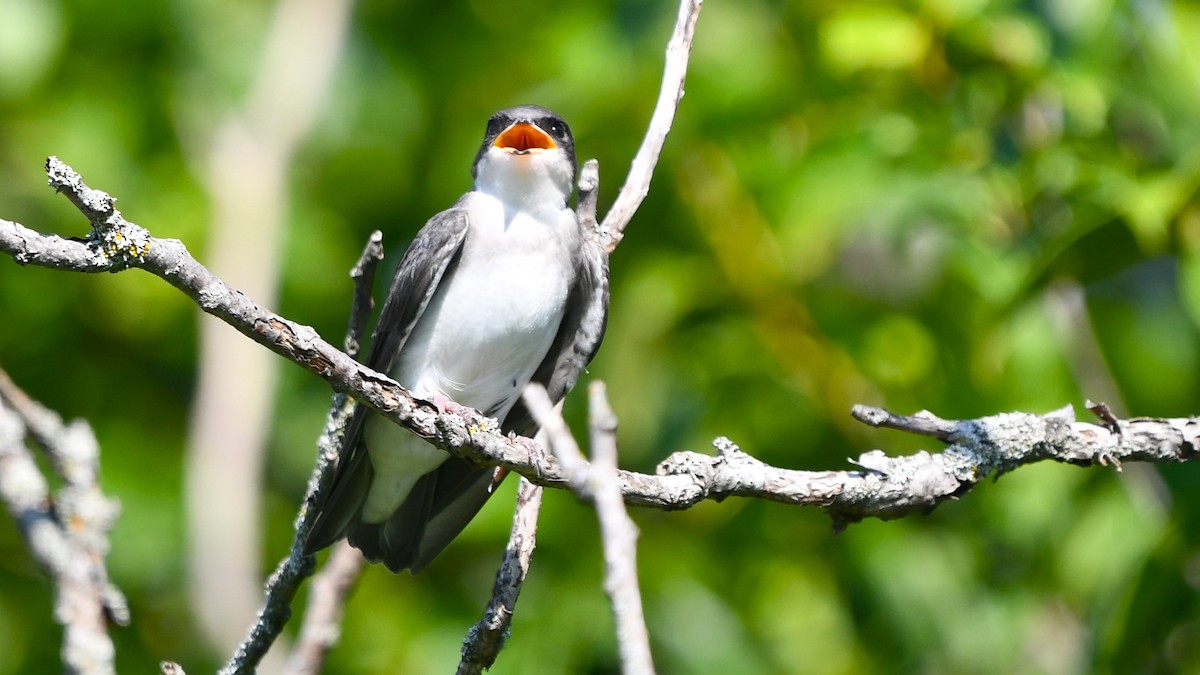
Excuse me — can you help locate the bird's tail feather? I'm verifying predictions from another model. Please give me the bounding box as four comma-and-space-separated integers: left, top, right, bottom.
305, 443, 505, 574
348, 459, 500, 573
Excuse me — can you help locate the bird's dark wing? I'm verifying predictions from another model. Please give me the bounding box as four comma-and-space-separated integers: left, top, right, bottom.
504, 232, 610, 437
363, 200, 474, 375
302, 202, 471, 555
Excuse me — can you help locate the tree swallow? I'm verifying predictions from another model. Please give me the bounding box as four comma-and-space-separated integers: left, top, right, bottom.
304, 105, 609, 573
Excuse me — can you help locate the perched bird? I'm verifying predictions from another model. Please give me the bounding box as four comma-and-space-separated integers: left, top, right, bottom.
304, 105, 609, 573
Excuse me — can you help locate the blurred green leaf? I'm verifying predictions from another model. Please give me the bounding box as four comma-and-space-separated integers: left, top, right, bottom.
820, 6, 931, 74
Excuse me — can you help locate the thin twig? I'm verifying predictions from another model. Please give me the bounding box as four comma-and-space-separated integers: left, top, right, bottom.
523, 383, 656, 674
522, 385, 586, 473
345, 230, 385, 356
850, 405, 958, 442
588, 382, 654, 675
457, 477, 545, 674
578, 159, 600, 234
0, 367, 124, 675
281, 541, 365, 675
600, 0, 703, 252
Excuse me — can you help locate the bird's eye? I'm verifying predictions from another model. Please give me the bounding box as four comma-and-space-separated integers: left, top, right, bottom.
486, 118, 504, 136
545, 120, 568, 138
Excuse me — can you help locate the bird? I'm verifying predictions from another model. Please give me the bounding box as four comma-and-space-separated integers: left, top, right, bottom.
303, 105, 609, 573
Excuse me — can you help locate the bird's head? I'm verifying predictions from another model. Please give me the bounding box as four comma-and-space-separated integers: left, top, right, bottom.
472, 105, 577, 209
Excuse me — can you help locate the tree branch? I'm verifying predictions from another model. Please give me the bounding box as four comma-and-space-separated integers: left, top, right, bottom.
344, 230, 385, 355
599, 0, 702, 252
5, 166, 1200, 531
0, 367, 126, 675
457, 477, 545, 674
281, 541, 365, 675
586, 382, 654, 675
273, 233, 381, 675
523, 383, 655, 674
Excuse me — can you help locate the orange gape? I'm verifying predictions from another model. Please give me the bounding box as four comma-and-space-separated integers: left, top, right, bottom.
494, 122, 557, 152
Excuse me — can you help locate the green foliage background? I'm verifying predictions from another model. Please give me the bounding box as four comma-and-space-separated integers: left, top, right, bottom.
3, 0, 1200, 672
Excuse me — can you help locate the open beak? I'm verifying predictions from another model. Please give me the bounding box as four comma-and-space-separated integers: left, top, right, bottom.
493, 122, 556, 154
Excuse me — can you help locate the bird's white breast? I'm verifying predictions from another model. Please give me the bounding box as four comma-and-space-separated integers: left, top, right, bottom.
398, 192, 579, 411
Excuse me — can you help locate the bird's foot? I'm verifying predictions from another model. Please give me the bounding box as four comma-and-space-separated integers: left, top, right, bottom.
424, 392, 474, 418
511, 433, 544, 456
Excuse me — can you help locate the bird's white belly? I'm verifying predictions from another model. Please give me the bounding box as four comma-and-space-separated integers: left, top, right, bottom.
361, 201, 577, 522
403, 217, 574, 412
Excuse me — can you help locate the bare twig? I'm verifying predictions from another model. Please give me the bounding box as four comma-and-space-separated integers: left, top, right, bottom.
588, 382, 654, 675
457, 477, 545, 674
522, 385, 586, 476
345, 230, 385, 356
849, 405, 958, 442
282, 541, 365, 675
0, 367, 125, 675
578, 159, 600, 234
273, 232, 381, 675
523, 383, 655, 674
600, 0, 703, 252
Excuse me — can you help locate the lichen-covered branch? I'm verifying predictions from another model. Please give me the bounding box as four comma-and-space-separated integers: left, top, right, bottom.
826, 404, 1199, 527
5, 170, 1200, 529
281, 541, 365, 675
457, 477, 544, 675
0, 367, 126, 675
